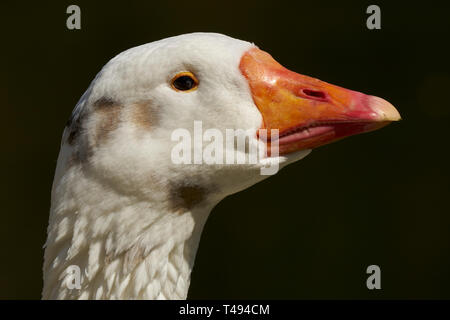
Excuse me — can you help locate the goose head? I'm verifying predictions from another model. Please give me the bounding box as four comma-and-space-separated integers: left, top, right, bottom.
44, 33, 400, 299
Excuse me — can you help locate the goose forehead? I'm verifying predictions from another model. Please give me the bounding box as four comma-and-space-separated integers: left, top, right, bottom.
103, 33, 256, 79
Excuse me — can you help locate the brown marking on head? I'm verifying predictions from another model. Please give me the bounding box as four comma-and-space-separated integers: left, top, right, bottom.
93, 97, 123, 145
93, 97, 117, 110
66, 142, 94, 166
170, 184, 207, 213
67, 125, 79, 145
130, 101, 158, 130
67, 112, 86, 145
65, 98, 119, 165
66, 111, 94, 166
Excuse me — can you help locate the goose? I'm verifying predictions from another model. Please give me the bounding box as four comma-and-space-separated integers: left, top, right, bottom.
42, 32, 400, 300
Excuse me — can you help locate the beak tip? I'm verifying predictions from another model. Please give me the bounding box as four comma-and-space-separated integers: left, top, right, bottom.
369, 96, 401, 122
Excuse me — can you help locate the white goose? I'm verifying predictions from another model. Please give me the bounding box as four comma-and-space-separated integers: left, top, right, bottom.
42, 33, 400, 299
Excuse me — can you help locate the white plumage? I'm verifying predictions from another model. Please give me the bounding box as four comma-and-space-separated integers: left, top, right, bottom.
42, 33, 399, 299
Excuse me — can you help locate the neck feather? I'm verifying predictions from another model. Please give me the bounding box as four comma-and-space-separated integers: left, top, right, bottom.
42, 161, 213, 300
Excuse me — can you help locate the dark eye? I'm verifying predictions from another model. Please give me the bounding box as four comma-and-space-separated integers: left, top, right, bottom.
171, 72, 199, 92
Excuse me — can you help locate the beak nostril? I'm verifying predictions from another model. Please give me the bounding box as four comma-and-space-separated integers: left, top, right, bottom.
302, 89, 327, 100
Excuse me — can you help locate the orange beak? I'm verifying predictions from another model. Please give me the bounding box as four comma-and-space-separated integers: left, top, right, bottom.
239, 48, 401, 155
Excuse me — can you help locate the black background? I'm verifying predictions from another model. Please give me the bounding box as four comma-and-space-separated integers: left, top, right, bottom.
1, 1, 450, 299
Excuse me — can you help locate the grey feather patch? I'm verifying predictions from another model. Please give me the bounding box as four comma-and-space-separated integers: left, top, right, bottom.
169, 183, 207, 213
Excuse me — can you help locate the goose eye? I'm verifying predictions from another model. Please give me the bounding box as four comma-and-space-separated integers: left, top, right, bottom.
171, 72, 199, 92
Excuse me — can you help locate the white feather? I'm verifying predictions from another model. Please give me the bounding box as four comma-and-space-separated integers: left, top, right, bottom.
42, 33, 311, 299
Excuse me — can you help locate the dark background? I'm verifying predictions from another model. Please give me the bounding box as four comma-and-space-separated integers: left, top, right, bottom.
1, 0, 449, 299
